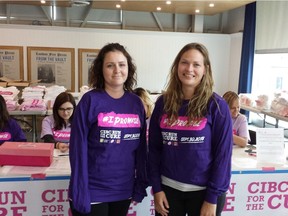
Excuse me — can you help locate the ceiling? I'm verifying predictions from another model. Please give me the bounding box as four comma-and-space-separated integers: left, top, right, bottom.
1, 0, 255, 15
0, 0, 255, 32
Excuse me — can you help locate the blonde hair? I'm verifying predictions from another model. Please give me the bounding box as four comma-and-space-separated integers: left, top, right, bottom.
133, 87, 154, 118
222, 91, 239, 109
163, 43, 214, 123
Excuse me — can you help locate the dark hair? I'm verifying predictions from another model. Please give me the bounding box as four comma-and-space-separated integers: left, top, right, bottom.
0, 95, 10, 130
52, 92, 76, 130
89, 43, 137, 91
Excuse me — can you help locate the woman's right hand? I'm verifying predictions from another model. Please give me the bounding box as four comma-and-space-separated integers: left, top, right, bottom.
154, 191, 169, 216
56, 142, 69, 153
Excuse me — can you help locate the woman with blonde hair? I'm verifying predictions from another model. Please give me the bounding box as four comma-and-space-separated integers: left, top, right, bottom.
148, 43, 233, 216
223, 91, 250, 147
133, 87, 154, 119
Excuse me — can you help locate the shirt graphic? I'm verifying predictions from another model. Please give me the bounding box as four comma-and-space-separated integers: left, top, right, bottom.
0, 132, 11, 140
98, 112, 141, 144
160, 114, 207, 131
98, 112, 140, 128
160, 114, 207, 145
100, 130, 121, 144
52, 130, 70, 142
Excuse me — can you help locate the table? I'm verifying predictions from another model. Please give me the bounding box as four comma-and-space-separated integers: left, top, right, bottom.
9, 110, 47, 142
0, 149, 70, 216
224, 146, 288, 216
241, 104, 288, 128
1, 148, 288, 216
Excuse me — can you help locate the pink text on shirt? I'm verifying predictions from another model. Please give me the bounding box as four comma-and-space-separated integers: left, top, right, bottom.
160, 114, 207, 131
52, 130, 70, 141
98, 112, 140, 128
0, 132, 11, 140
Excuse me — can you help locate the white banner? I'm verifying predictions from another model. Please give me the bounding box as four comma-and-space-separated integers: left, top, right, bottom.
222, 172, 288, 216
0, 178, 70, 216
1, 172, 288, 216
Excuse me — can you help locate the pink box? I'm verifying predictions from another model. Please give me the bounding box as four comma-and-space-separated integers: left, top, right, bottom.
0, 142, 54, 167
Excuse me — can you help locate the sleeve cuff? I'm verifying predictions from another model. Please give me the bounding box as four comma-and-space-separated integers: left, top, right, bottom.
205, 191, 218, 204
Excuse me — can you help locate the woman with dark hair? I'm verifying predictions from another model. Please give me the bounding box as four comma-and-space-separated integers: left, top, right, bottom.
41, 92, 76, 152
0, 94, 26, 145
69, 43, 148, 216
148, 43, 233, 216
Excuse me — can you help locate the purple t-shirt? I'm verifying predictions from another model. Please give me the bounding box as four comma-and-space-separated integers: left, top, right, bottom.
69, 90, 148, 214
148, 93, 233, 204
0, 118, 27, 145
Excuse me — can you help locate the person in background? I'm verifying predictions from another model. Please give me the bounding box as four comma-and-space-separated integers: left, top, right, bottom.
223, 91, 250, 148
148, 43, 233, 216
134, 87, 154, 150
0, 94, 26, 145
40, 92, 76, 152
133, 87, 154, 120
69, 43, 148, 216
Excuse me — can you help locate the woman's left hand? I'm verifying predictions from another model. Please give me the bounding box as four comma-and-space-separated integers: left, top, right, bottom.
154, 191, 169, 216
200, 201, 217, 216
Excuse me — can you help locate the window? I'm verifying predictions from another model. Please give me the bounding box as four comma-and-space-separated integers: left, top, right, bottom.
252, 53, 288, 94
251, 53, 288, 136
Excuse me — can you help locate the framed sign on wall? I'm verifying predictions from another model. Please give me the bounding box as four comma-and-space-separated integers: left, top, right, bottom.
78, 48, 99, 90
0, 46, 24, 80
27, 46, 75, 91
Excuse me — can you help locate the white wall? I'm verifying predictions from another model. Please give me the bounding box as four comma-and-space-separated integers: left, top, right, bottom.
0, 24, 239, 95
228, 33, 243, 93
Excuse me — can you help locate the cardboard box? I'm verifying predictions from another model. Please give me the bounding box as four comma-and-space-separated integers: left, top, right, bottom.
7, 81, 31, 87
0, 82, 7, 87
0, 76, 40, 87
0, 76, 12, 82
0, 142, 54, 167
0, 77, 9, 87
7, 80, 41, 87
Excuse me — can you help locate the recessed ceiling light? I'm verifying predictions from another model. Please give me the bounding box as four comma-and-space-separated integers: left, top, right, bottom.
72, 0, 90, 6
209, 3, 215, 7
121, 0, 126, 2
157, 7, 161, 11
116, 4, 121, 8
166, 1, 171, 4
195, 9, 200, 13
40, 0, 46, 4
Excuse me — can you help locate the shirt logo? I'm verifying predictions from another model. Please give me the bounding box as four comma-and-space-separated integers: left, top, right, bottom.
162, 132, 178, 146
52, 130, 70, 142
160, 114, 207, 131
123, 133, 140, 140
100, 130, 121, 144
180, 136, 205, 143
98, 112, 140, 128
0, 132, 11, 140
